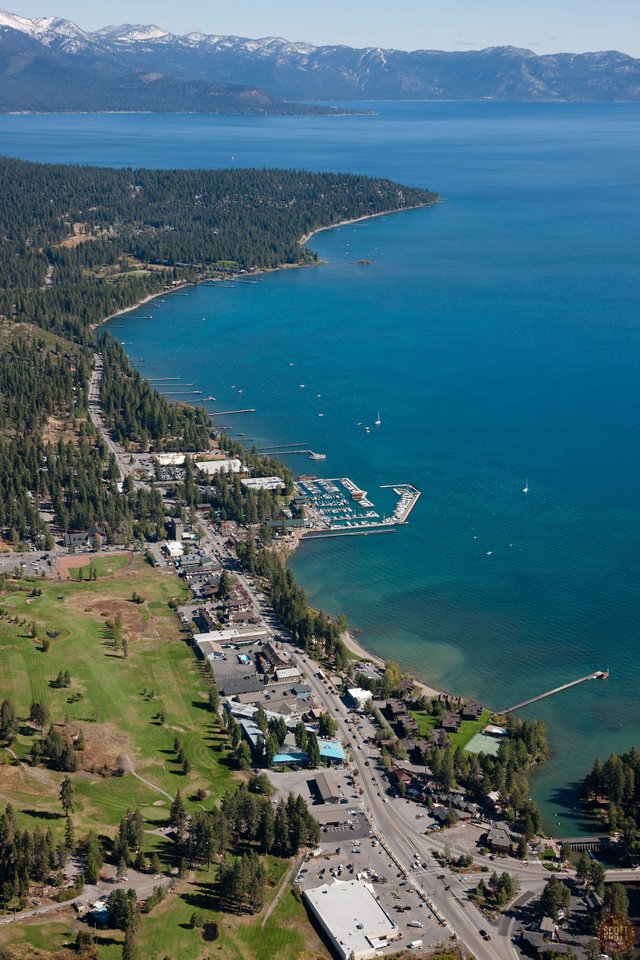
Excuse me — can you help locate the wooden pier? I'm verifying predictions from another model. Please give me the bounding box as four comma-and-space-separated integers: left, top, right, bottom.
498, 671, 608, 715
208, 408, 256, 416
303, 528, 396, 540
258, 442, 309, 454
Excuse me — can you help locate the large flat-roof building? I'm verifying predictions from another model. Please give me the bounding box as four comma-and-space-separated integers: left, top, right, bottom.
241, 476, 285, 491
348, 687, 373, 711
304, 879, 399, 960
196, 458, 243, 476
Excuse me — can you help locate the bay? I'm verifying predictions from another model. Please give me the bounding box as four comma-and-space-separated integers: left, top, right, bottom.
3, 102, 639, 834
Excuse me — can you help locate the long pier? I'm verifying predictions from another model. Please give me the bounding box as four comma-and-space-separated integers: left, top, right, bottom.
258, 442, 309, 453
498, 671, 608, 715
209, 408, 256, 416
303, 528, 396, 540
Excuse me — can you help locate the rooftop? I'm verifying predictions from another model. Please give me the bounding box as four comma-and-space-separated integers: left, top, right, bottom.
304, 878, 399, 960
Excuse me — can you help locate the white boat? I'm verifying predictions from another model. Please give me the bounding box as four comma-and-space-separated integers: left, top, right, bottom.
522, 478, 529, 494
375, 411, 381, 426
309, 452, 326, 461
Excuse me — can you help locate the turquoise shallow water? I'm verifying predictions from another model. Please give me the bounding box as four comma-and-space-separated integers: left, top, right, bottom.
3, 103, 639, 834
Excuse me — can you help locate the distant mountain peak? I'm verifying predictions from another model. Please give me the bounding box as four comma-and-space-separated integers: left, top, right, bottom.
1, 7, 639, 107
95, 22, 171, 43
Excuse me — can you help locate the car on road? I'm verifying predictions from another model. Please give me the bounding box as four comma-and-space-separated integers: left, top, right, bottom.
479, 929, 491, 941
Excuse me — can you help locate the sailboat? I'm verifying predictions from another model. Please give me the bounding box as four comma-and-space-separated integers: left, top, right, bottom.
375, 411, 381, 426
522, 478, 529, 494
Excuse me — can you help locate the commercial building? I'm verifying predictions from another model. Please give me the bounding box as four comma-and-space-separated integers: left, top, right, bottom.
314, 772, 340, 804
304, 879, 400, 960
348, 687, 373, 711
195, 458, 243, 476
486, 826, 513, 854
275, 666, 301, 682
163, 540, 184, 559
241, 476, 285, 491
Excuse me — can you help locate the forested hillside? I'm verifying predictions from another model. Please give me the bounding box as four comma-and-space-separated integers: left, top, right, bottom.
0, 157, 436, 545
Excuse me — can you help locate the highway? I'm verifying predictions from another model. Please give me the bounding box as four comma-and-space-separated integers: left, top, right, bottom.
88, 355, 150, 490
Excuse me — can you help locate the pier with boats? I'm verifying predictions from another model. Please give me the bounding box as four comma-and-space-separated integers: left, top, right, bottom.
296, 476, 421, 537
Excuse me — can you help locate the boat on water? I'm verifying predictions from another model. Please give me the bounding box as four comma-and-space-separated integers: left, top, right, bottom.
375, 411, 381, 426
309, 452, 327, 461
364, 426, 371, 433
522, 478, 529, 494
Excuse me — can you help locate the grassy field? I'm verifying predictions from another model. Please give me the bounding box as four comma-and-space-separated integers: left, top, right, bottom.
67, 554, 130, 580
410, 710, 438, 737
0, 561, 236, 840
449, 710, 492, 751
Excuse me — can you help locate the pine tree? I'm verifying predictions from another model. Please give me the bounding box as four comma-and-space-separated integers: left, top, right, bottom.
59, 777, 74, 816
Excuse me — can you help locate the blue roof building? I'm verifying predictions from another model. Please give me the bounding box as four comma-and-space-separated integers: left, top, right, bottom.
271, 739, 345, 767
319, 739, 345, 763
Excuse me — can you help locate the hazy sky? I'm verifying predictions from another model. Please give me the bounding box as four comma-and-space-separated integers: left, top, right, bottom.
6, 0, 638, 56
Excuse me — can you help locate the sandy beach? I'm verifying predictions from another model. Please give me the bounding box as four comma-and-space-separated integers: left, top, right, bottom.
299, 200, 438, 246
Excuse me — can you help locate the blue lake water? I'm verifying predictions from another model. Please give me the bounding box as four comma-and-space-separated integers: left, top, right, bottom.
3, 103, 639, 833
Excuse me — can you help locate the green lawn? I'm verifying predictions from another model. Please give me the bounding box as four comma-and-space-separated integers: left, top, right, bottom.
0, 920, 77, 954
409, 708, 492, 751
409, 710, 438, 737
68, 553, 130, 580
450, 710, 492, 751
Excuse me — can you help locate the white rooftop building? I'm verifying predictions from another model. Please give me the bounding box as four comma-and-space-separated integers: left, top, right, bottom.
194, 629, 242, 650
275, 666, 302, 682
304, 879, 399, 960
347, 687, 373, 711
163, 540, 184, 558
241, 476, 285, 491
196, 458, 243, 476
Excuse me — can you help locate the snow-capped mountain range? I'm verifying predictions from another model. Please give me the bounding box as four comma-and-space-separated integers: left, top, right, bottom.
1, 7, 639, 113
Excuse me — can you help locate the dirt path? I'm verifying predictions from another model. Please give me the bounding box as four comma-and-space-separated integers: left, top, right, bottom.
261, 855, 301, 929
122, 753, 174, 802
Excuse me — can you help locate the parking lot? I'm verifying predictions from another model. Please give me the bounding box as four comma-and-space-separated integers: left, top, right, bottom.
267, 765, 362, 806
0, 552, 54, 578
296, 835, 449, 955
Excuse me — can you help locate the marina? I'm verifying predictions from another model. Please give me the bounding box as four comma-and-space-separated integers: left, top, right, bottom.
297, 477, 421, 533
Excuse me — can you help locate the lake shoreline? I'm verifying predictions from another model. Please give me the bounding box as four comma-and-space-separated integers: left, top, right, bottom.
96, 200, 436, 331
98, 199, 447, 704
